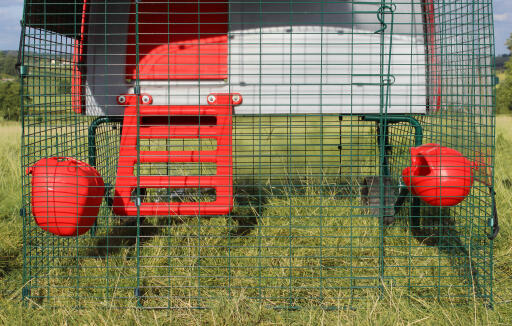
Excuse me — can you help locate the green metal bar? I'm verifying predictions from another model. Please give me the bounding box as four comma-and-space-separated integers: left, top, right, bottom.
363, 115, 424, 147
375, 0, 396, 293
134, 0, 143, 308
87, 116, 122, 236
362, 115, 423, 215
88, 116, 123, 168
18, 10, 28, 304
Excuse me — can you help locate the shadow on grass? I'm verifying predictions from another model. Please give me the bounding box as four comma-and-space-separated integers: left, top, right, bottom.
409, 205, 482, 295
87, 180, 271, 257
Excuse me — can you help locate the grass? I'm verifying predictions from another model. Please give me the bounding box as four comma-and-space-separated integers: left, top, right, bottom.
0, 121, 22, 299
0, 118, 511, 325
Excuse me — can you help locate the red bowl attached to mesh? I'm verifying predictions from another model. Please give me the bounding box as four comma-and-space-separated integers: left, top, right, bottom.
402, 144, 474, 207
26, 157, 105, 236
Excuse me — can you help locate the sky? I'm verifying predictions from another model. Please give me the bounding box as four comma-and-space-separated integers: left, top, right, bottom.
0, 0, 23, 50
494, 0, 512, 55
0, 1, 511, 55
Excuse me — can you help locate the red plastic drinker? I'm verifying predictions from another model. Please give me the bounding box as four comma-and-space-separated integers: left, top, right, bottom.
27, 157, 104, 236
402, 144, 473, 206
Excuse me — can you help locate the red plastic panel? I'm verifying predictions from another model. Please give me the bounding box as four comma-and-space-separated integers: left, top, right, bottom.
71, 0, 88, 114
113, 94, 239, 216
422, 0, 441, 112
125, 0, 228, 80
27, 157, 105, 236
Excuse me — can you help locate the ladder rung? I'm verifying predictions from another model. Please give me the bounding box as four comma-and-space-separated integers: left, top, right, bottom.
121, 176, 229, 187
138, 126, 227, 138
137, 106, 228, 116
138, 151, 220, 163
123, 202, 233, 216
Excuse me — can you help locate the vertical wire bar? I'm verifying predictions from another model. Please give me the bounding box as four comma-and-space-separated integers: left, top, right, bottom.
73, 0, 80, 308
377, 1, 386, 294
102, 0, 111, 305
19, 1, 28, 304
257, 0, 263, 304
319, 0, 324, 304
196, 0, 203, 308
437, 0, 446, 302
166, 0, 172, 309
134, 0, 142, 308
348, 1, 355, 303
227, 0, 232, 302
488, 0, 497, 308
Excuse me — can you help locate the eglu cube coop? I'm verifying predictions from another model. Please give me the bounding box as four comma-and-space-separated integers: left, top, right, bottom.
19, 0, 498, 308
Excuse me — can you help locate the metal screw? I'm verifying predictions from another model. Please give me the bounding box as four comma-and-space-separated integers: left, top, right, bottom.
141, 95, 151, 104
207, 95, 216, 103
117, 95, 126, 104
232, 94, 240, 103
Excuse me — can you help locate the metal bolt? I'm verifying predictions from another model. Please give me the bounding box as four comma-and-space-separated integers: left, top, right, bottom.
117, 95, 126, 104
141, 95, 151, 104
232, 94, 240, 103
207, 95, 216, 103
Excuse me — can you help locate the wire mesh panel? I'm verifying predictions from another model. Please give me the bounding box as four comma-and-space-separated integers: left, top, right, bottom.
20, 0, 496, 309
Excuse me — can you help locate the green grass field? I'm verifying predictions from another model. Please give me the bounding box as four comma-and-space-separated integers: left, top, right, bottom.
0, 118, 511, 325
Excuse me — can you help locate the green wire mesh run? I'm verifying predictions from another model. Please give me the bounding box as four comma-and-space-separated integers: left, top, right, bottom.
19, 0, 496, 309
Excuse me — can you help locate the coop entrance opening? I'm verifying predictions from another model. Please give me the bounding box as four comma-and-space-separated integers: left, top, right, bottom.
125, 0, 228, 81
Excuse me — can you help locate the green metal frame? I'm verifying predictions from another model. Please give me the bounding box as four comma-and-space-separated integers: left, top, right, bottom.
87, 116, 123, 236
19, 0, 497, 309
88, 116, 124, 168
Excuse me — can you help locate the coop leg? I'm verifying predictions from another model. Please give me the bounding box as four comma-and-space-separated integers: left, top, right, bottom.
378, 120, 390, 287
362, 116, 395, 222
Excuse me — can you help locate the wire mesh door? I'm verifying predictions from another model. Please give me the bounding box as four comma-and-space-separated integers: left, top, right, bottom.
20, 0, 496, 309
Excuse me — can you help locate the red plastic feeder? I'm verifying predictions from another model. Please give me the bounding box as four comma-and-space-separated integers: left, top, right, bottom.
402, 144, 474, 207
26, 157, 105, 236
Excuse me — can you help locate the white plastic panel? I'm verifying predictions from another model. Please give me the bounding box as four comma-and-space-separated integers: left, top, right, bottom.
83, 0, 427, 115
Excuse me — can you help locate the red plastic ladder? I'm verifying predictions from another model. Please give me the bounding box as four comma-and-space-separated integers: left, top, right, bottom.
113, 93, 241, 216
